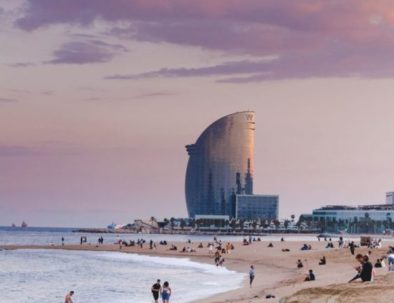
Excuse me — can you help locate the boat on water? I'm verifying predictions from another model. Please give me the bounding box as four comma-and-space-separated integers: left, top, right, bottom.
11, 223, 16, 228
21, 221, 28, 228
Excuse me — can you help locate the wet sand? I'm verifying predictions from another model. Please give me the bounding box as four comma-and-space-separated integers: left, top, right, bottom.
2, 239, 394, 302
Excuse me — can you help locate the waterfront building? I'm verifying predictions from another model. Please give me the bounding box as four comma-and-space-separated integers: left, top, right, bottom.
235, 194, 278, 220
386, 192, 394, 204
185, 111, 279, 221
309, 203, 394, 233
312, 204, 394, 222
185, 111, 256, 217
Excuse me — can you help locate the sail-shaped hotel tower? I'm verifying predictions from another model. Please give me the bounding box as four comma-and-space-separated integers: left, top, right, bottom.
185, 111, 257, 218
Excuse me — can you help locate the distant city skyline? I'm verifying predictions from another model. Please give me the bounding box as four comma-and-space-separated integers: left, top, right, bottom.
2, 1, 394, 227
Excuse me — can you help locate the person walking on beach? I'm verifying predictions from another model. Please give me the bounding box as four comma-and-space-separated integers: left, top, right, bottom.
161, 281, 172, 303
65, 291, 74, 303
249, 265, 255, 287
349, 241, 355, 255
151, 279, 161, 303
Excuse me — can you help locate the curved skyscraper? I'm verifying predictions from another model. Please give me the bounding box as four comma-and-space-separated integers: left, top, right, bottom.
185, 111, 255, 217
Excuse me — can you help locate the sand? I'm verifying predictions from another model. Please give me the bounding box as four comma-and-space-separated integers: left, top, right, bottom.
2, 238, 394, 302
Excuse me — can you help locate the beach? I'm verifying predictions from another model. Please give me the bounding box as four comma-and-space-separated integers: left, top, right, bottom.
2, 237, 394, 302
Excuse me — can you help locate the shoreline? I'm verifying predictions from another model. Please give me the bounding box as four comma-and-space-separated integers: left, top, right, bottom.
3, 239, 394, 302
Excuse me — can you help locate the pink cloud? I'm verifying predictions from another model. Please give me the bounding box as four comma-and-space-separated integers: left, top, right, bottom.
45, 40, 128, 65
13, 0, 394, 80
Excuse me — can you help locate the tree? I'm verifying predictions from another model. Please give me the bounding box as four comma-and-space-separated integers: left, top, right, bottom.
163, 218, 169, 227
170, 217, 176, 229
180, 219, 186, 230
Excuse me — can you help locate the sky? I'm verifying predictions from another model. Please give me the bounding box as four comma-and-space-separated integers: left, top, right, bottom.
2, 0, 394, 227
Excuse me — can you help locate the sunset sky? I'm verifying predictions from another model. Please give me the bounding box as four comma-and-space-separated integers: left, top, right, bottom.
2, 1, 394, 227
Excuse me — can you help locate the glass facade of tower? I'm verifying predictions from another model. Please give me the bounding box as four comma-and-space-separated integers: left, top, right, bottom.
185, 111, 255, 217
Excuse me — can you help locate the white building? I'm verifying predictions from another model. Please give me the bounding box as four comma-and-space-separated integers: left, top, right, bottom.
386, 192, 394, 204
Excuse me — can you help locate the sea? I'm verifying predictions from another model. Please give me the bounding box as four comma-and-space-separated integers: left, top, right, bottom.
0, 227, 246, 303
0, 226, 340, 246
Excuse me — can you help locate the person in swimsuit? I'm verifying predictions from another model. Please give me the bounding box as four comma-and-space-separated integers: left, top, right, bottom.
151, 279, 161, 303
161, 281, 172, 303
64, 291, 74, 303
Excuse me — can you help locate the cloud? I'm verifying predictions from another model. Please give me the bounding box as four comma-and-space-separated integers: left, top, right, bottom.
14, 1, 394, 80
8, 62, 36, 68
105, 59, 275, 80
0, 145, 40, 156
0, 142, 82, 157
105, 50, 394, 83
0, 97, 18, 103
45, 40, 128, 64
84, 91, 177, 101
133, 91, 177, 99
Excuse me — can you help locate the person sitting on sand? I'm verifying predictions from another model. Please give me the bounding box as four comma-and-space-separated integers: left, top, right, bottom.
326, 242, 334, 249
349, 254, 373, 282
348, 254, 364, 282
380, 257, 386, 268
304, 269, 315, 281
198, 242, 203, 248
361, 255, 373, 282
375, 258, 383, 268
268, 242, 274, 248
297, 259, 304, 268
319, 256, 326, 265
161, 281, 172, 303
65, 291, 74, 303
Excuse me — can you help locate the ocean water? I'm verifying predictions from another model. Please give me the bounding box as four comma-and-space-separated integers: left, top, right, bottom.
0, 226, 341, 246
0, 249, 245, 303
0, 227, 246, 245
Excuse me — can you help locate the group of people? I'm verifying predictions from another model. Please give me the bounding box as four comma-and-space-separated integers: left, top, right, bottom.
301, 243, 312, 251
97, 236, 104, 244
151, 280, 172, 303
